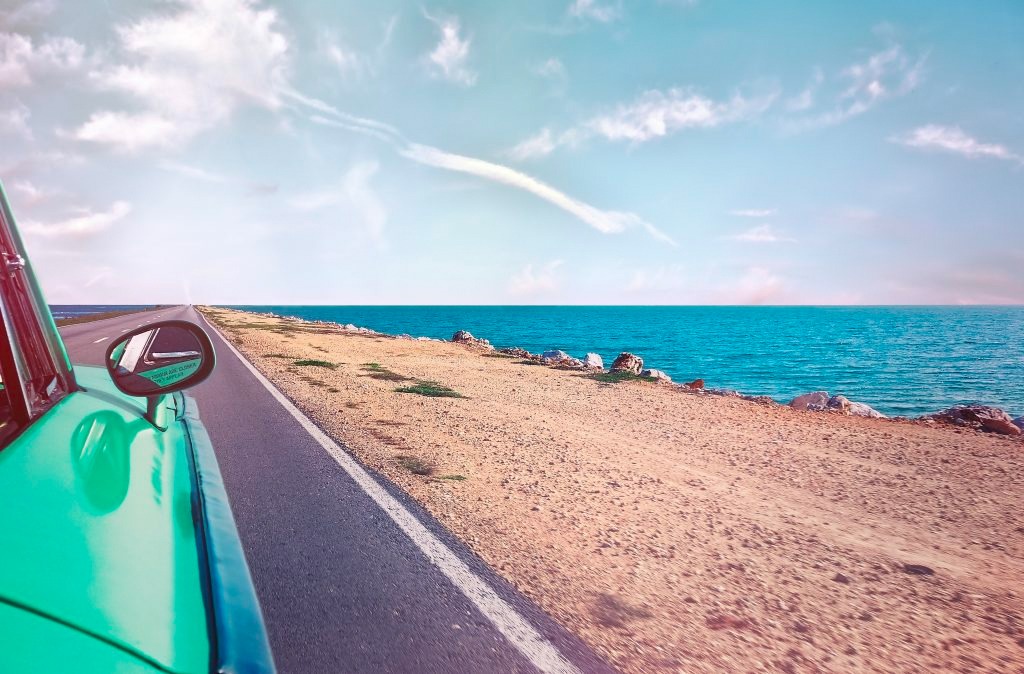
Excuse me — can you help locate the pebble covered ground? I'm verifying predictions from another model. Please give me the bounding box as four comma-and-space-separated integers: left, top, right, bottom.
202, 307, 1024, 674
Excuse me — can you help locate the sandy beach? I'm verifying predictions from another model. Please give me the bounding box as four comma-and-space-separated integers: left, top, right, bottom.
199, 306, 1024, 673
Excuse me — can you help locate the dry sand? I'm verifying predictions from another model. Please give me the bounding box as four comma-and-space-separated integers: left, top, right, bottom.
200, 307, 1024, 673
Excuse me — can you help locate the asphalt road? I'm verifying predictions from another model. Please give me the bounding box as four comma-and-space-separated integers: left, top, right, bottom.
60, 305, 613, 674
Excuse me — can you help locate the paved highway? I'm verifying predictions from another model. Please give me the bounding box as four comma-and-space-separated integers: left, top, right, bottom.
60, 306, 613, 674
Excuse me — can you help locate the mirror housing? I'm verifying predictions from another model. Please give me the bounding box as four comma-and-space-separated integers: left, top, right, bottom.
105, 320, 215, 398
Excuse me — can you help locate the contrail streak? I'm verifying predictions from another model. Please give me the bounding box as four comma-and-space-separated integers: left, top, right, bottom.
295, 93, 674, 246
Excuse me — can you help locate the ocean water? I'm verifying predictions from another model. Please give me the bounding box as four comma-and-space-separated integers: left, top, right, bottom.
49, 304, 153, 320
227, 305, 1024, 418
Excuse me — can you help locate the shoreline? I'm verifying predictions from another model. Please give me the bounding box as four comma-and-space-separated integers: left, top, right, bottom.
217, 306, 1023, 437
198, 306, 1024, 673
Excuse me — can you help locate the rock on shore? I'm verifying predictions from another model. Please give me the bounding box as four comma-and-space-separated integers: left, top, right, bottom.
611, 352, 643, 375
790, 391, 886, 418
583, 353, 604, 370
451, 330, 493, 350
642, 369, 672, 383
922, 405, 1021, 436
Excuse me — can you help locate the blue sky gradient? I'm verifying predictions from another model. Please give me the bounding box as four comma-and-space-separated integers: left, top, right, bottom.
2, 0, 1022, 304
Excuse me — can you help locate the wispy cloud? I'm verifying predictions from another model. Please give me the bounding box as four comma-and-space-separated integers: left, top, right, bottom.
401, 143, 675, 244
728, 224, 794, 243
790, 40, 924, 129
509, 260, 564, 296
289, 161, 387, 245
507, 128, 557, 161
568, 0, 621, 23
305, 102, 673, 244
730, 208, 776, 218
158, 160, 228, 183
536, 57, 566, 80
21, 200, 131, 238
891, 125, 1023, 165
422, 11, 476, 86
509, 86, 777, 158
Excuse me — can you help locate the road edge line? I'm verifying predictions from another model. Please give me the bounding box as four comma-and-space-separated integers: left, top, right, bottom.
198, 311, 582, 674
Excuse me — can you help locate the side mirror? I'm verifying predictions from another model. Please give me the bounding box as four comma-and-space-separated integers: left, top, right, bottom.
105, 320, 215, 397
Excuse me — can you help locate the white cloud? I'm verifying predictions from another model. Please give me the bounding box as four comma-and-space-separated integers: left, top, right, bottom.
507, 128, 557, 161
401, 142, 675, 244
511, 86, 776, 155
70, 0, 291, 152
509, 260, 564, 296
729, 208, 776, 218
728, 224, 794, 243
794, 42, 924, 129
67, 111, 183, 152
588, 88, 774, 142
158, 160, 228, 183
568, 0, 621, 23
0, 103, 32, 139
892, 125, 1023, 164
290, 161, 386, 244
0, 31, 84, 87
423, 12, 476, 86
21, 200, 131, 238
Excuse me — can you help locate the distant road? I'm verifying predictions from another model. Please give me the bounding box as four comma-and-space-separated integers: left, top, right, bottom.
61, 305, 612, 674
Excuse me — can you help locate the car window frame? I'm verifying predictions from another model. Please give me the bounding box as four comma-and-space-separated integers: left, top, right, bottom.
0, 183, 74, 444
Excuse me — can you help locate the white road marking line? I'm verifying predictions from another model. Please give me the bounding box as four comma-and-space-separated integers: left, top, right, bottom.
199, 313, 580, 674
93, 337, 108, 343
120, 329, 129, 333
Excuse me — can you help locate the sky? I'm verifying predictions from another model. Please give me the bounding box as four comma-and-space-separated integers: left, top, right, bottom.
1, 0, 1022, 305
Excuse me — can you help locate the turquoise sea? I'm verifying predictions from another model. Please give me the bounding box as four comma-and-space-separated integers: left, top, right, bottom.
221, 305, 1024, 418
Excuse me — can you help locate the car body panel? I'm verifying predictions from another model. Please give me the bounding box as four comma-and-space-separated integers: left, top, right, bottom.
0, 365, 210, 673
0, 601, 163, 673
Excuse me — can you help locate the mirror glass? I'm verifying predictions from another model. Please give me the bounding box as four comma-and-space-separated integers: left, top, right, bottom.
107, 325, 206, 396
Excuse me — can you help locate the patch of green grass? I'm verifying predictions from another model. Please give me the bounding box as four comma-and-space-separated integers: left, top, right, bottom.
395, 454, 434, 476
361, 362, 411, 382
264, 353, 293, 359
394, 380, 465, 398
482, 352, 516, 358
436, 474, 467, 481
293, 359, 337, 369
590, 371, 656, 384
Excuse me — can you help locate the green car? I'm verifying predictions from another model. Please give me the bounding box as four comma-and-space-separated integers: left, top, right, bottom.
0, 187, 274, 673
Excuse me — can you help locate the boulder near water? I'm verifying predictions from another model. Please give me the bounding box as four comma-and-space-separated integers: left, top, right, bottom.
1014, 416, 1024, 431
583, 353, 604, 370
451, 330, 492, 349
641, 369, 672, 383
922, 405, 1021, 436
610, 352, 643, 375
542, 349, 570, 362
789, 391, 830, 411
848, 401, 887, 418
826, 395, 852, 413
683, 378, 705, 390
